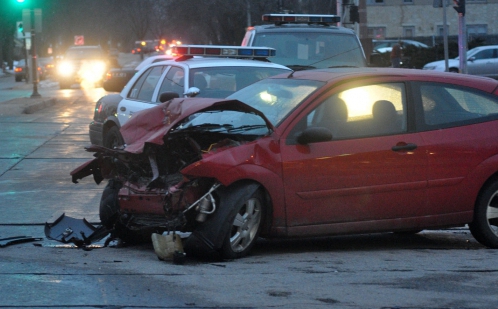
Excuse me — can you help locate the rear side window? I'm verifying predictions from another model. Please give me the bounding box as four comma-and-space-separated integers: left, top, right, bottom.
419, 83, 498, 129
128, 66, 166, 101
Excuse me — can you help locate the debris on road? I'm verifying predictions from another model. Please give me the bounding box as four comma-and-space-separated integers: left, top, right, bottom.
44, 213, 109, 248
0, 235, 43, 247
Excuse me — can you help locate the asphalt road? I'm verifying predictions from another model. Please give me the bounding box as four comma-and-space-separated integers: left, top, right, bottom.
1, 73, 498, 309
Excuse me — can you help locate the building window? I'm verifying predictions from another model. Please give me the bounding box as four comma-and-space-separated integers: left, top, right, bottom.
403, 0, 413, 3
368, 27, 386, 39
403, 26, 415, 37
367, 0, 384, 4
436, 25, 449, 37
467, 24, 488, 36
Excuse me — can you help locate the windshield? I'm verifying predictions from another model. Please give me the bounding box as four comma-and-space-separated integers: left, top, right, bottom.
174, 110, 270, 136
253, 32, 365, 69
227, 78, 325, 126
189, 66, 290, 98
65, 48, 104, 60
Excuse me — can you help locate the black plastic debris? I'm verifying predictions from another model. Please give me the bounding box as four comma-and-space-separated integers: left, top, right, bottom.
0, 236, 43, 248
44, 213, 109, 248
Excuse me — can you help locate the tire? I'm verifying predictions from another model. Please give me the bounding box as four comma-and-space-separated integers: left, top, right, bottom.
469, 180, 498, 248
219, 189, 264, 259
99, 179, 122, 228
449, 68, 459, 73
15, 76, 22, 82
103, 126, 124, 149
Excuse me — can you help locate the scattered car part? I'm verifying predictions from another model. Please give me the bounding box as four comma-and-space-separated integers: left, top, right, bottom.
0, 236, 43, 248
44, 213, 109, 248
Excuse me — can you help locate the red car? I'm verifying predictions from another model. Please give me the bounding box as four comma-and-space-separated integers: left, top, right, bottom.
72, 68, 498, 259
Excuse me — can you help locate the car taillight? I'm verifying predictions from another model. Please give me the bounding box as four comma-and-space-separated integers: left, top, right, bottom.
15, 67, 23, 73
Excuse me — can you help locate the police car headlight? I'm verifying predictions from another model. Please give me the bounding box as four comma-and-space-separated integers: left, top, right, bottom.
57, 61, 74, 76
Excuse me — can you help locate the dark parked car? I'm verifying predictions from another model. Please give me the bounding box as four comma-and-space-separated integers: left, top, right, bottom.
72, 68, 498, 259
103, 54, 174, 92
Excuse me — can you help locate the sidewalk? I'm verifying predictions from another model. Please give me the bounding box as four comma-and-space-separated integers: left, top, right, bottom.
0, 71, 58, 116
0, 96, 57, 115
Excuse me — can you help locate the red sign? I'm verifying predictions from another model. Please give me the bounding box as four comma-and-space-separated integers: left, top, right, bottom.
74, 35, 84, 46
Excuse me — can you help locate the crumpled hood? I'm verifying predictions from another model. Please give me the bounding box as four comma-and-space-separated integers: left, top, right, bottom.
120, 97, 274, 154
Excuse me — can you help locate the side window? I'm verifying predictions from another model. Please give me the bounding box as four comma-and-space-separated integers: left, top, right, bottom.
128, 66, 165, 101
157, 66, 185, 101
289, 83, 407, 143
473, 49, 493, 60
420, 83, 498, 127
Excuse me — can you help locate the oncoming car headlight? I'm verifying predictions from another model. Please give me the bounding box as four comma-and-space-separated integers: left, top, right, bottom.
57, 61, 75, 76
79, 60, 107, 82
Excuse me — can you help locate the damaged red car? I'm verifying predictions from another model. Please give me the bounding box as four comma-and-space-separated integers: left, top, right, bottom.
72, 67, 498, 259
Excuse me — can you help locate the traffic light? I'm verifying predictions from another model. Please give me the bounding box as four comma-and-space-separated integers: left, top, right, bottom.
16, 21, 24, 38
453, 0, 465, 15
349, 5, 360, 23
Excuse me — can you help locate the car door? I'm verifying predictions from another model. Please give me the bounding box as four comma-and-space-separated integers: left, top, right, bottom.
416, 82, 498, 218
468, 48, 496, 77
280, 82, 429, 235
117, 65, 168, 126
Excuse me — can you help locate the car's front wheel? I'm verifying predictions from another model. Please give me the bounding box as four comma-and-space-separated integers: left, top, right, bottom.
219, 189, 264, 259
469, 180, 498, 248
103, 126, 124, 149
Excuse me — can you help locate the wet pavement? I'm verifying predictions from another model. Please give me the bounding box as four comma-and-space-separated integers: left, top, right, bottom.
1, 75, 498, 309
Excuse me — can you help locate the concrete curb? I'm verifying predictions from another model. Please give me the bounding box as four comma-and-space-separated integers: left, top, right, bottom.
23, 98, 57, 114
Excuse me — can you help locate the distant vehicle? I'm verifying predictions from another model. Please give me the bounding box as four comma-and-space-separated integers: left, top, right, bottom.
56, 45, 109, 89
38, 57, 55, 78
423, 45, 498, 79
14, 59, 45, 82
73, 67, 498, 259
103, 55, 174, 92
90, 45, 291, 148
372, 39, 429, 53
241, 13, 366, 70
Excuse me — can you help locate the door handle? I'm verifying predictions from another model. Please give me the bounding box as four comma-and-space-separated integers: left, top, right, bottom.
392, 143, 417, 152
120, 106, 126, 112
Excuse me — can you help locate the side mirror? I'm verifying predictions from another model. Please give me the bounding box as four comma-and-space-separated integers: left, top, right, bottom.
296, 127, 333, 145
159, 91, 180, 103
185, 87, 200, 98
468, 57, 475, 62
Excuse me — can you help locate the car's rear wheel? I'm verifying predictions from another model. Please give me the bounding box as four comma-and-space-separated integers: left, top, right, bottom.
15, 76, 22, 82
219, 189, 264, 259
449, 68, 459, 73
103, 126, 124, 149
469, 180, 498, 248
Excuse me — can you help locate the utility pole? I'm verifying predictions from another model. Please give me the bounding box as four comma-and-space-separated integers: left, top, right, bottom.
453, 0, 467, 73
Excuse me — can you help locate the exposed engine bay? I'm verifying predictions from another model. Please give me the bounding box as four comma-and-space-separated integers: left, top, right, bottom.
71, 98, 272, 241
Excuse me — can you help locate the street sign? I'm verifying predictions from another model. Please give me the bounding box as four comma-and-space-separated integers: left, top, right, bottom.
74, 36, 84, 45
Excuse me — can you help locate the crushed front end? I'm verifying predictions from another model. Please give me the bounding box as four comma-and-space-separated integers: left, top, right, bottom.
71, 98, 273, 245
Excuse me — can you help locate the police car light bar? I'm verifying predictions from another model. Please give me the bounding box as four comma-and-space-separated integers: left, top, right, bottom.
172, 45, 276, 58
262, 13, 341, 24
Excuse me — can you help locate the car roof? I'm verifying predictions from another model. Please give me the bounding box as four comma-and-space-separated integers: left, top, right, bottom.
270, 67, 498, 92
250, 23, 357, 35
147, 56, 291, 70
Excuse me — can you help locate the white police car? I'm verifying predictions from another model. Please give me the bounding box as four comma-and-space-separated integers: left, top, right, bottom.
241, 13, 367, 70
89, 45, 291, 148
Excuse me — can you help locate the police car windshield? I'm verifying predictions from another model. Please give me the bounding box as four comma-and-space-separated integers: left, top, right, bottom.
253, 32, 365, 69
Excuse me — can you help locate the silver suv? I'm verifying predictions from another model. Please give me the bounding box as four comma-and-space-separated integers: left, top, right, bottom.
241, 13, 367, 70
